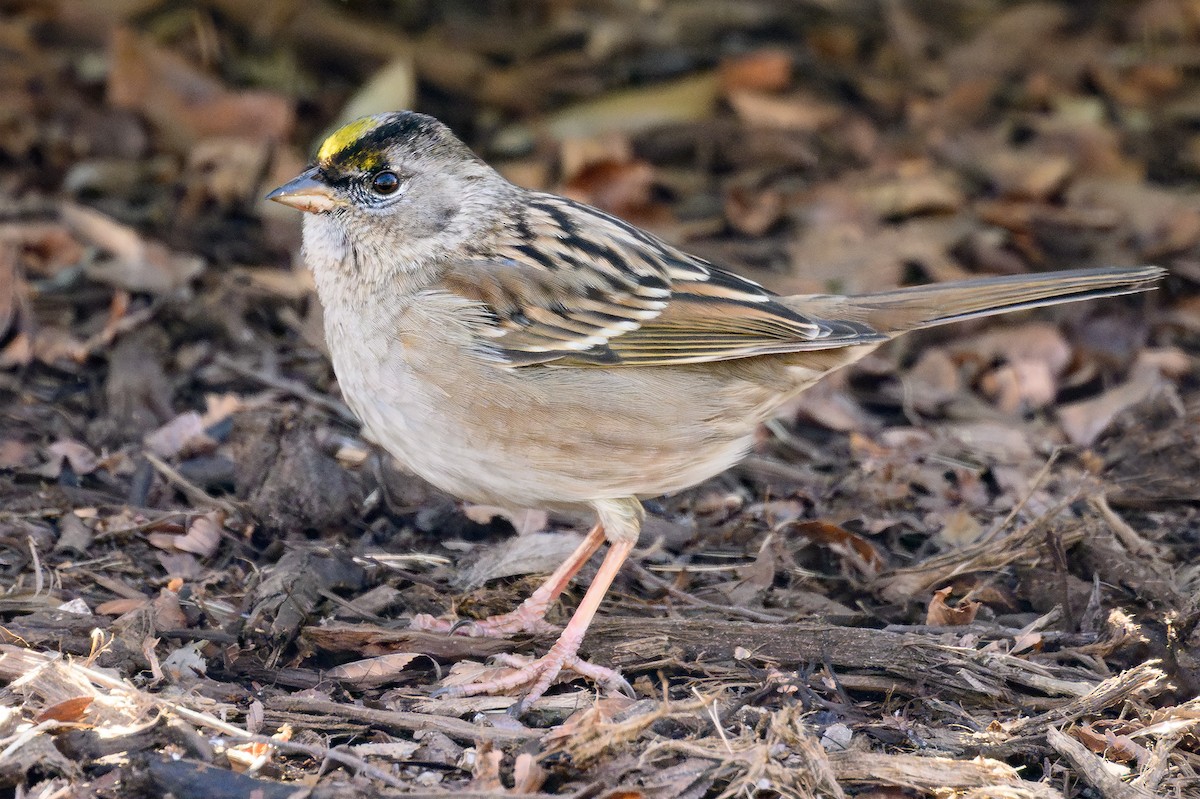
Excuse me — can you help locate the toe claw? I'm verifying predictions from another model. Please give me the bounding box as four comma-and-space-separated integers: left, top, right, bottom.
448, 618, 478, 635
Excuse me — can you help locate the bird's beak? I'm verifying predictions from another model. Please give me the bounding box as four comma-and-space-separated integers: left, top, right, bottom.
266, 168, 343, 213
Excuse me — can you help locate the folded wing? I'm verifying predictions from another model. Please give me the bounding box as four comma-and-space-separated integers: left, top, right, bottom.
436, 193, 885, 368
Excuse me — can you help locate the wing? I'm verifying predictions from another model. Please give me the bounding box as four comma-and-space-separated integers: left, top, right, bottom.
437, 192, 886, 367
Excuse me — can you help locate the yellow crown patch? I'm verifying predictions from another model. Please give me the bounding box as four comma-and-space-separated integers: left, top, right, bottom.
317, 116, 385, 164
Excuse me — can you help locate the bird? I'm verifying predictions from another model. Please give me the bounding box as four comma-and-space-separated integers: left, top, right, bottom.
268, 110, 1164, 712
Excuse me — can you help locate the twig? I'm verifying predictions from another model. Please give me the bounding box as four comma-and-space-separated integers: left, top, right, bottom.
627, 560, 788, 623
267, 696, 540, 743
27, 535, 43, 595
214, 352, 357, 424
143, 452, 240, 515
210, 732, 405, 788
3, 646, 404, 788
1046, 727, 1156, 799
978, 448, 1060, 545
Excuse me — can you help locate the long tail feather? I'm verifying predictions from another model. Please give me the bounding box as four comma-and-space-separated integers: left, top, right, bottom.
849, 266, 1165, 333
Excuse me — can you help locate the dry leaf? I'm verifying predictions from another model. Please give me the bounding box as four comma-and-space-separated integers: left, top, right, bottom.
562, 159, 663, 221
161, 642, 207, 680
926, 586, 981, 626
40, 439, 99, 477
725, 184, 784, 236
62, 203, 204, 294
979, 359, 1058, 414
107, 27, 293, 150
1058, 363, 1167, 446
782, 520, 885, 575
326, 652, 429, 688
36, 696, 94, 723
148, 511, 223, 558
453, 530, 580, 589
152, 587, 188, 630
856, 171, 964, 218
471, 743, 504, 791
0, 439, 35, 469
538, 72, 719, 141
145, 411, 216, 459
460, 505, 549, 536
201, 393, 243, 427
512, 752, 547, 794
96, 598, 148, 616
728, 90, 842, 132
0, 244, 19, 338
720, 49, 792, 93
182, 136, 273, 210
939, 509, 984, 548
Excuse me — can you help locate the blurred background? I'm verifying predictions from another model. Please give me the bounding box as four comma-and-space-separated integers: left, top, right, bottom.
2, 2, 1200, 795
3, 0, 1196, 458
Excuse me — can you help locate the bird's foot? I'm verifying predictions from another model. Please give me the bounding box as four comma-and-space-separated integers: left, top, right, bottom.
410, 602, 559, 637
431, 644, 631, 714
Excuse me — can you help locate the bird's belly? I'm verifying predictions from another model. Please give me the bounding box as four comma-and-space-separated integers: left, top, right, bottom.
330, 334, 766, 508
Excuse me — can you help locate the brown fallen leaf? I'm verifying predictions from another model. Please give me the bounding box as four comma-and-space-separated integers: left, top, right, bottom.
535, 72, 719, 141
1057, 357, 1173, 446
36, 696, 94, 723
145, 411, 217, 459
728, 89, 843, 132
1073, 722, 1148, 765
107, 27, 294, 150
39, 439, 100, 477
511, 752, 547, 794
470, 742, 504, 792
147, 511, 223, 559
0, 243, 18, 338
725, 184, 784, 236
780, 520, 885, 576
151, 587, 188, 631
182, 136, 274, 212
460, 506, 549, 536
925, 586, 981, 626
96, 597, 149, 616
453, 530, 579, 590
326, 652, 431, 688
938, 509, 984, 548
62, 203, 204, 294
978, 359, 1058, 415
562, 159, 666, 223
719, 49, 792, 94
856, 170, 964, 219
0, 439, 35, 469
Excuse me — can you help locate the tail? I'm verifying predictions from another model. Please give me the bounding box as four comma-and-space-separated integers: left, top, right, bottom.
845, 266, 1165, 333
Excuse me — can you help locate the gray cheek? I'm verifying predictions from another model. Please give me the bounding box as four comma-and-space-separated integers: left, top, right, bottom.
400, 196, 459, 238
430, 203, 456, 232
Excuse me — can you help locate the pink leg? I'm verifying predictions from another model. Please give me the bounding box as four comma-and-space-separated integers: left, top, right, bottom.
411, 524, 606, 637
433, 537, 636, 712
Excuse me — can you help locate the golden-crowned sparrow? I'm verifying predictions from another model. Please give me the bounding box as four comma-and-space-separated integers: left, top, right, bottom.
269, 111, 1163, 710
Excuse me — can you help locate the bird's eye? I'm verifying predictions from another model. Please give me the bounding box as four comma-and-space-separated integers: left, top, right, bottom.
370, 171, 401, 195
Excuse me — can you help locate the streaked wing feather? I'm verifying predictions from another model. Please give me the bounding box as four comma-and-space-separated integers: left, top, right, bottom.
437, 193, 884, 367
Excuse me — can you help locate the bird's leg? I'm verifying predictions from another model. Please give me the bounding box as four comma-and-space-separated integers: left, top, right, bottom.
433, 536, 636, 711
410, 523, 606, 637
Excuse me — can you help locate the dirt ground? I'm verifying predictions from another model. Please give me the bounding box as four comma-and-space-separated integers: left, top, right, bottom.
1, 1, 1199, 797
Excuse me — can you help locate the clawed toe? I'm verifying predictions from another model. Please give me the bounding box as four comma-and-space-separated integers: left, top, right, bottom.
431, 649, 627, 712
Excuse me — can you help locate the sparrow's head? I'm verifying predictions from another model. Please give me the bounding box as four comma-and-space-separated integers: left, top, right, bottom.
269, 112, 508, 279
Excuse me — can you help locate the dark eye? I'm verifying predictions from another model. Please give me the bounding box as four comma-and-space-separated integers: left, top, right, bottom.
370, 171, 400, 195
